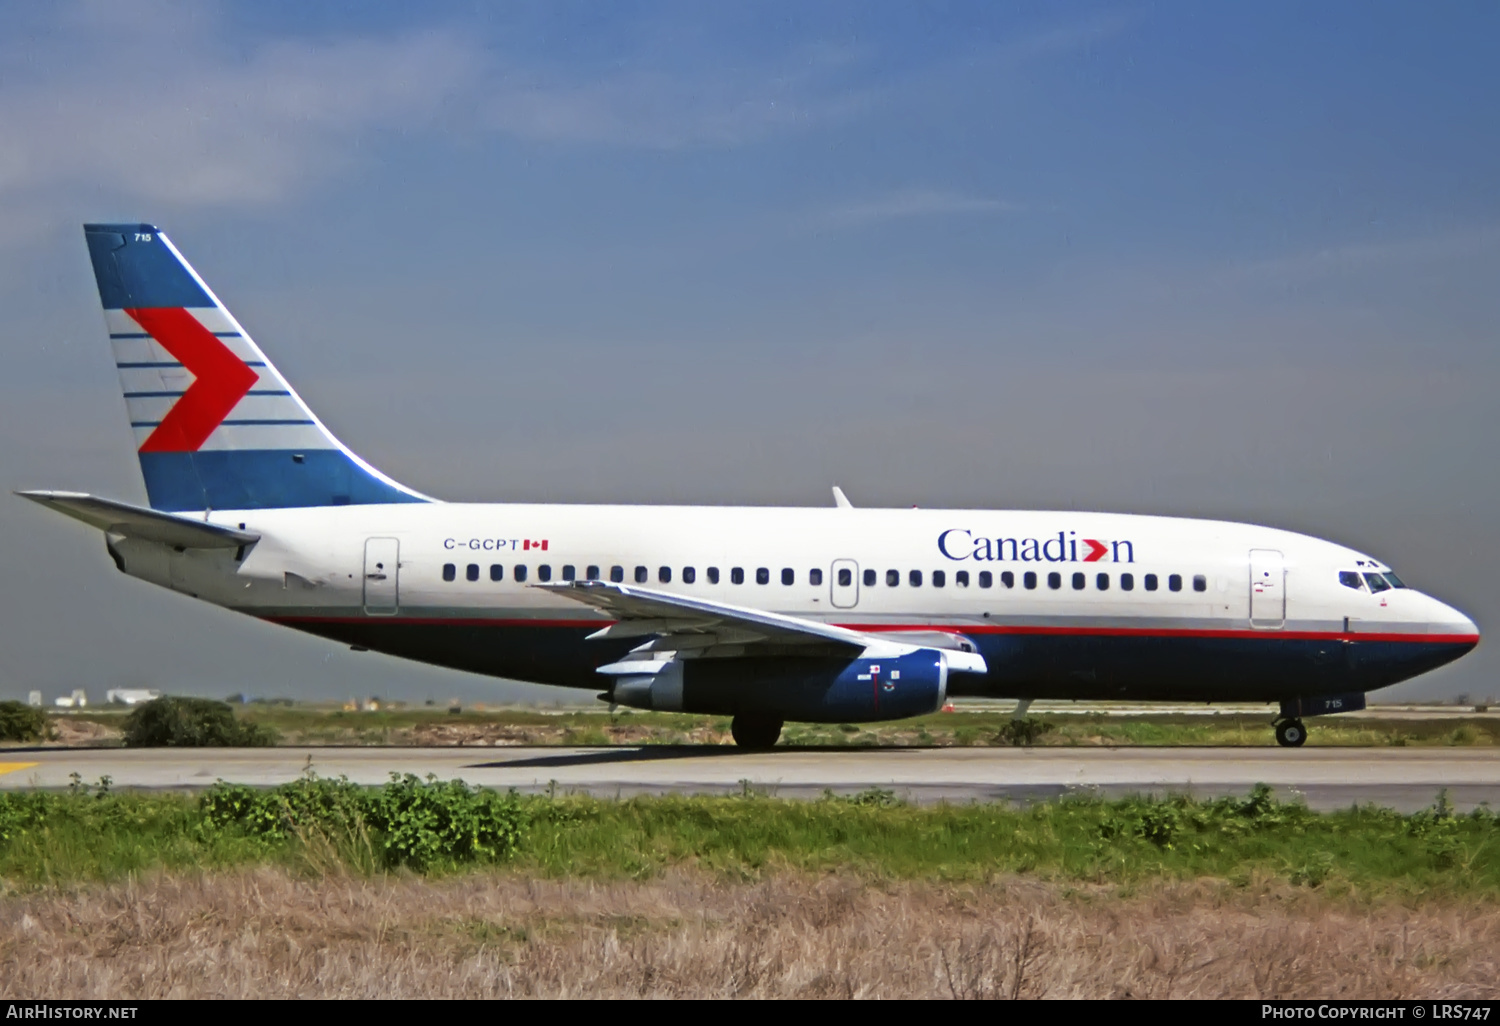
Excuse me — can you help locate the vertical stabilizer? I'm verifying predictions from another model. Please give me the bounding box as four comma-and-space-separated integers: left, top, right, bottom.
83, 224, 431, 512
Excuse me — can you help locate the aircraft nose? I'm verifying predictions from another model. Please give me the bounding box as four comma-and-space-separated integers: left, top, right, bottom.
1429, 597, 1480, 644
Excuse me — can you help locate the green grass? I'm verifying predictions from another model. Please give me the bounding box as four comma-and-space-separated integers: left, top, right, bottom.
3, 779, 1497, 899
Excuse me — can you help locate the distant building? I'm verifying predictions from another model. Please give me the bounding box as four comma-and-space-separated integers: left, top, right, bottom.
54, 688, 87, 708
106, 688, 161, 706
27, 690, 41, 707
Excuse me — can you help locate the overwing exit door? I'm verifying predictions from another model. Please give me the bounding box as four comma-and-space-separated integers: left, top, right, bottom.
364, 537, 399, 615
830, 559, 859, 609
1249, 548, 1285, 629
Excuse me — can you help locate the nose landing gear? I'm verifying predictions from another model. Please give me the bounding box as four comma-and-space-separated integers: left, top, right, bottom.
1274, 718, 1307, 748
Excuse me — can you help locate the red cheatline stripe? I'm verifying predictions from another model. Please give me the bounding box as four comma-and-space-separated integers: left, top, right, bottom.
127, 307, 259, 453
260, 614, 1477, 645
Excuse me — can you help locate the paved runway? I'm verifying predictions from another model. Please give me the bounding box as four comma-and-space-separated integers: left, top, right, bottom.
4, 746, 1499, 811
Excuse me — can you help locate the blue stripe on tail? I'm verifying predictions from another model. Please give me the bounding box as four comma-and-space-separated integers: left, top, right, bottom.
140, 451, 427, 512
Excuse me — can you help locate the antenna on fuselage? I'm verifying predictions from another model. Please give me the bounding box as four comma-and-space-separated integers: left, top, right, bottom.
831, 486, 853, 509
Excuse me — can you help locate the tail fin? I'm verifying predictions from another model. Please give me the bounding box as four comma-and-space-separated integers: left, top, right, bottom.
82, 224, 431, 512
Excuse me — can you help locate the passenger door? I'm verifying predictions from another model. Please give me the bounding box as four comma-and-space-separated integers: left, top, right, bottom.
830, 559, 859, 609
363, 537, 400, 615
1249, 548, 1285, 629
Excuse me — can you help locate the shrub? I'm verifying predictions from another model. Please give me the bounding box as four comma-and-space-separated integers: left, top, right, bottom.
122, 696, 277, 747
0, 701, 49, 743
202, 773, 526, 870
996, 717, 1054, 747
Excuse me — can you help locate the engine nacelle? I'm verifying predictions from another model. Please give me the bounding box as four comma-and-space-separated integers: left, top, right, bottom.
603, 648, 951, 723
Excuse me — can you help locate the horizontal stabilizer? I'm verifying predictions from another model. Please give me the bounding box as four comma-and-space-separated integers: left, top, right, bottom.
16, 490, 259, 549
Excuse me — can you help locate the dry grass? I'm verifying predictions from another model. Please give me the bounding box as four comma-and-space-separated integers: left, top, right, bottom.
3, 870, 1497, 998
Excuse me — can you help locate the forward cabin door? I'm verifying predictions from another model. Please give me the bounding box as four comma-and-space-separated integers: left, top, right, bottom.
830, 559, 860, 609
363, 537, 400, 615
1249, 548, 1285, 629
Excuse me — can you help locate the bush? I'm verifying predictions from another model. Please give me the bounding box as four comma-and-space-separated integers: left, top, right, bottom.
122, 696, 278, 747
996, 717, 1054, 746
0, 701, 49, 743
201, 773, 526, 870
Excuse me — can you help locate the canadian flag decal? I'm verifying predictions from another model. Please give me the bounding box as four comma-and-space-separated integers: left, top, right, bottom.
127, 307, 257, 453
523, 539, 549, 551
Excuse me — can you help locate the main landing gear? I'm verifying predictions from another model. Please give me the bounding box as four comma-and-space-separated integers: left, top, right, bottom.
730, 714, 784, 750
1275, 718, 1307, 748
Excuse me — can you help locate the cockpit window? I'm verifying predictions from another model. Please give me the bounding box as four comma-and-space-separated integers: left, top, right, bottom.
1338, 571, 1365, 590
1383, 572, 1407, 589
1364, 572, 1391, 593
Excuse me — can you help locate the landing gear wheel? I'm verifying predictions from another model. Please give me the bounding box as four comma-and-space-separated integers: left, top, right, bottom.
1275, 718, 1307, 748
730, 714, 784, 750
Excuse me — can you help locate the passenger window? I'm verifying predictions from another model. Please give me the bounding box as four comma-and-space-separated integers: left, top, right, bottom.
442, 563, 456, 582
732, 567, 745, 585
466, 563, 480, 582
707, 567, 720, 584
585, 565, 599, 580
659, 566, 672, 584
1144, 573, 1158, 592
610, 566, 624, 583
979, 571, 993, 589
1001, 571, 1014, 589
1048, 572, 1062, 590
562, 565, 576, 581
1364, 572, 1391, 594
756, 568, 770, 585
635, 566, 648, 584
810, 568, 823, 586
1338, 571, 1364, 590
1193, 574, 1207, 592
1169, 574, 1182, 592
1120, 573, 1134, 591
1024, 571, 1037, 590
910, 570, 923, 587
1097, 573, 1109, 591
955, 570, 969, 587
514, 565, 528, 582
1071, 572, 1085, 590
781, 568, 794, 585
490, 564, 504, 582
886, 569, 900, 587
863, 569, 876, 587
683, 566, 696, 584
838, 568, 852, 587
932, 570, 945, 588
538, 565, 552, 582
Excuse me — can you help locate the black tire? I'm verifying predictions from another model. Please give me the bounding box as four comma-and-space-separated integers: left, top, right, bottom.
730, 714, 783, 750
1275, 718, 1307, 748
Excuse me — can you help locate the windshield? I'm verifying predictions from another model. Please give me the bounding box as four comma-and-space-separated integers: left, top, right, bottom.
1364, 572, 1391, 593
1338, 571, 1365, 590
1383, 571, 1407, 589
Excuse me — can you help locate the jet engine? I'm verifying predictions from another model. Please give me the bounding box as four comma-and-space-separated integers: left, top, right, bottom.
602, 647, 956, 723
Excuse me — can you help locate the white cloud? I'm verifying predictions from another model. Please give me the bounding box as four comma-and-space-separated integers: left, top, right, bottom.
0, 5, 483, 240
480, 44, 877, 149
822, 189, 1027, 229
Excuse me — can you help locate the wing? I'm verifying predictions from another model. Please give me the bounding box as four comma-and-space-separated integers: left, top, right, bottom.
535, 579, 986, 672
16, 490, 260, 550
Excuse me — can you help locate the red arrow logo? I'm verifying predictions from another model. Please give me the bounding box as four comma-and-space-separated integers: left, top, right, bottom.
1082, 538, 1109, 562
127, 307, 258, 453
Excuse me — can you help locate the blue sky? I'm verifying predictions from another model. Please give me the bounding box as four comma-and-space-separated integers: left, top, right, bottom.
2, 1, 1497, 703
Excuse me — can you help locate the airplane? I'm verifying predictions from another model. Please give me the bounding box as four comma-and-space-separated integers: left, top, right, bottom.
17, 223, 1481, 749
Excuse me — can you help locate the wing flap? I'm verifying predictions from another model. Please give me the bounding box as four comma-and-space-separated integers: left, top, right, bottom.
16, 490, 259, 550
